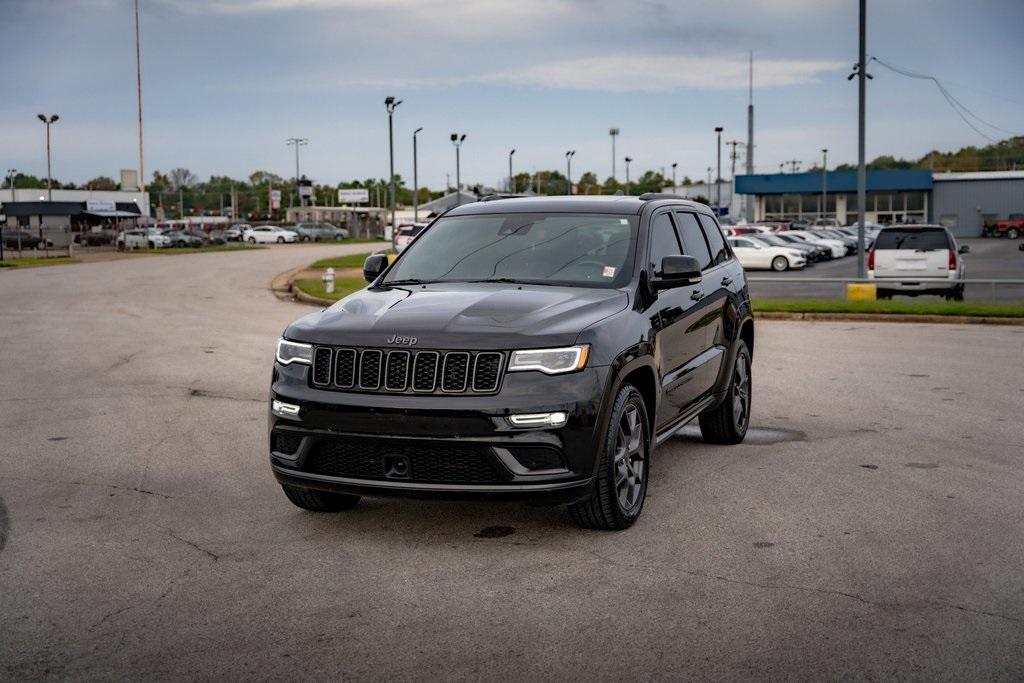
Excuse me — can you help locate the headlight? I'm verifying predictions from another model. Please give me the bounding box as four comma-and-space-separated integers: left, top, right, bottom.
276, 338, 313, 365
508, 345, 589, 375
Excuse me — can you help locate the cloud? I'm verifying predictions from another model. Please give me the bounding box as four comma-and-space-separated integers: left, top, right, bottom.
317, 55, 846, 93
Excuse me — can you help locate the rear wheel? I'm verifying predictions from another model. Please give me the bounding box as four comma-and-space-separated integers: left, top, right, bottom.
699, 340, 751, 445
281, 484, 360, 512
569, 385, 650, 530
277, 236, 285, 243
946, 286, 965, 302
1008, 228, 1020, 240
771, 255, 789, 271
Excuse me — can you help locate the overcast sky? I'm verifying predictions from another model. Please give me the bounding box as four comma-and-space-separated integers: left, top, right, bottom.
3, 0, 1023, 190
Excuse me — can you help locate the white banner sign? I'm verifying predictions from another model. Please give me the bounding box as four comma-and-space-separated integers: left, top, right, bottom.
338, 188, 369, 204
269, 189, 281, 209
86, 200, 117, 212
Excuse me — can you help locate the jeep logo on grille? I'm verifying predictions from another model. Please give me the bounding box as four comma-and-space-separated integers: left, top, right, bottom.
386, 334, 417, 346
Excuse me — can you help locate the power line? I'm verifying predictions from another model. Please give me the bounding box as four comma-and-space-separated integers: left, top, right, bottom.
870, 56, 1020, 141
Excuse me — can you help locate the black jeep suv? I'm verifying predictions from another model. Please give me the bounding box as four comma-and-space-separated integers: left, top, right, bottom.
270, 195, 753, 529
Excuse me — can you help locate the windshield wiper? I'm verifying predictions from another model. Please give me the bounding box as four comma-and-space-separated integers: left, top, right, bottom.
382, 278, 434, 286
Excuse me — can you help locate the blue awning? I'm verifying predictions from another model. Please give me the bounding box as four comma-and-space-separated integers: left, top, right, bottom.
735, 169, 933, 195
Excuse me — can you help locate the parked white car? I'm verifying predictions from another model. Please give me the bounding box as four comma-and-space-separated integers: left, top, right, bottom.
117, 228, 171, 250
393, 223, 428, 252
781, 230, 846, 258
728, 236, 807, 271
242, 225, 298, 244
868, 225, 968, 300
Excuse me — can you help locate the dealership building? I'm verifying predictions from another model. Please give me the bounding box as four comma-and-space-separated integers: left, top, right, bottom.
734, 169, 1024, 236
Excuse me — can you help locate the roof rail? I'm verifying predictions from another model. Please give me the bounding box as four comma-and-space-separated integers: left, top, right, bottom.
638, 192, 686, 201
479, 193, 528, 202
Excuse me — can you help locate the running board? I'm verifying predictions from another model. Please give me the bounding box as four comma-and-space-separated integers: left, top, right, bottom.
653, 394, 719, 445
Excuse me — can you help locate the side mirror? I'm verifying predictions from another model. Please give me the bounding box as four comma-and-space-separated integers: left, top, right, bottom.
363, 253, 389, 283
652, 254, 702, 290
958, 244, 970, 254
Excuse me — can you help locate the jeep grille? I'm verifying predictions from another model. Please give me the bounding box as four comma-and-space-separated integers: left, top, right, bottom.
310, 347, 505, 395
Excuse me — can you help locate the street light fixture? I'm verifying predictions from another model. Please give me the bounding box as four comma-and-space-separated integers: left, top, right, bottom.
451, 133, 466, 206
36, 114, 59, 201
714, 126, 723, 212
384, 96, 402, 230
609, 128, 620, 181
624, 156, 632, 195
565, 150, 576, 195
413, 127, 423, 222
286, 137, 308, 207
508, 149, 516, 193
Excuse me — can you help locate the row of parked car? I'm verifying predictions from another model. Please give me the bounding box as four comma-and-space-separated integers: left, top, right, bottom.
115, 221, 351, 250
721, 223, 883, 271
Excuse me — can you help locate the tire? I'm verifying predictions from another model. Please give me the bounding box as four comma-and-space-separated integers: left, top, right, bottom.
247, 236, 257, 244
1009, 228, 1020, 240
569, 384, 650, 531
281, 484, 360, 512
698, 340, 751, 445
771, 255, 789, 272
148, 241, 155, 249
277, 236, 285, 243
948, 286, 965, 302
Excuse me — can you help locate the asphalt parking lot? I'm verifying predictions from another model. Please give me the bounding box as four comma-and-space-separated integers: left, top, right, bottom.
1, 246, 1023, 679
748, 237, 1024, 301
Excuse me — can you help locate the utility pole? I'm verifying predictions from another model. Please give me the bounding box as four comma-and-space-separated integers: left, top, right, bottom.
413, 127, 422, 222
746, 50, 755, 222
134, 0, 145, 224
727, 140, 743, 218
714, 126, 723, 211
450, 133, 465, 206
671, 162, 677, 191
821, 148, 828, 218
384, 96, 402, 230
852, 0, 870, 277
786, 159, 802, 174
36, 114, 59, 201
624, 157, 632, 195
609, 128, 619, 180
707, 167, 712, 200
565, 150, 575, 195
508, 148, 515, 193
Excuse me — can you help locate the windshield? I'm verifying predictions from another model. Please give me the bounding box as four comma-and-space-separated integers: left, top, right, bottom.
874, 227, 951, 250
384, 212, 637, 287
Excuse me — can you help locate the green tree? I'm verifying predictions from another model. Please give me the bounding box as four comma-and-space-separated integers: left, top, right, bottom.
84, 176, 118, 190
576, 171, 599, 195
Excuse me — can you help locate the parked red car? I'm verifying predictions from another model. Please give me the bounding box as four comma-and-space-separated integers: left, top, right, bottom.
991, 214, 1024, 239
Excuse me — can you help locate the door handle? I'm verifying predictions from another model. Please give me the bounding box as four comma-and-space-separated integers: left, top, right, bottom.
721, 276, 733, 286
690, 289, 703, 300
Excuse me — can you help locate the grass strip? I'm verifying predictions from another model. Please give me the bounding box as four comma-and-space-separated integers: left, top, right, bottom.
293, 277, 367, 302
0, 255, 81, 268
752, 298, 1024, 318
309, 252, 374, 269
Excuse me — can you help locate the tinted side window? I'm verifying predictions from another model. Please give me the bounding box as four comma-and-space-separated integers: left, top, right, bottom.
697, 214, 729, 266
649, 212, 681, 271
674, 212, 712, 270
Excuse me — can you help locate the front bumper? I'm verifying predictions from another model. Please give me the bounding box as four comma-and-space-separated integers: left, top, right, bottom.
268, 362, 613, 503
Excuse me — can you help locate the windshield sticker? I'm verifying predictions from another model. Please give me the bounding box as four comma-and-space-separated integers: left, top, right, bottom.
602, 266, 616, 278
620, 219, 628, 224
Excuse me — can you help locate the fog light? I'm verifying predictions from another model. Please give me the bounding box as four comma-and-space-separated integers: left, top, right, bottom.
272, 399, 301, 419
507, 412, 567, 428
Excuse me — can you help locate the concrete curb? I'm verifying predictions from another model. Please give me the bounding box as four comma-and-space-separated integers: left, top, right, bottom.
753, 311, 1024, 325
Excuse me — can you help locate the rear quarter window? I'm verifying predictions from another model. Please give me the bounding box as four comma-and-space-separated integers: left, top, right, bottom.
874, 228, 950, 250
696, 214, 729, 266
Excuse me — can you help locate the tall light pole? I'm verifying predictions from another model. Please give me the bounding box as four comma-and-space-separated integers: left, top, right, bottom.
565, 150, 575, 195
746, 51, 756, 222
508, 148, 515, 193
850, 0, 870, 278
714, 126, 723, 213
385, 95, 401, 229
671, 162, 677, 191
451, 133, 466, 206
821, 148, 828, 218
624, 157, 632, 195
609, 128, 619, 181
286, 137, 308, 206
134, 0, 145, 220
36, 114, 59, 201
413, 127, 423, 222
707, 167, 713, 201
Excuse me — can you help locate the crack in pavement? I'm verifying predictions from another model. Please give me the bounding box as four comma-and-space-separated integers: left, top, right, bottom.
0, 497, 8, 554
4, 477, 172, 499
164, 528, 219, 562
188, 388, 264, 403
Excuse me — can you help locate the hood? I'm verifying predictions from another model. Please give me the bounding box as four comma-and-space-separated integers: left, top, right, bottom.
285, 282, 629, 351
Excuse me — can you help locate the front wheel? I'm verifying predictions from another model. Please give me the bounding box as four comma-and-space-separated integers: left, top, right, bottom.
771, 255, 789, 272
277, 236, 285, 243
247, 236, 257, 244
569, 384, 650, 530
148, 241, 155, 249
281, 484, 360, 512
1008, 228, 1020, 240
699, 340, 751, 444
